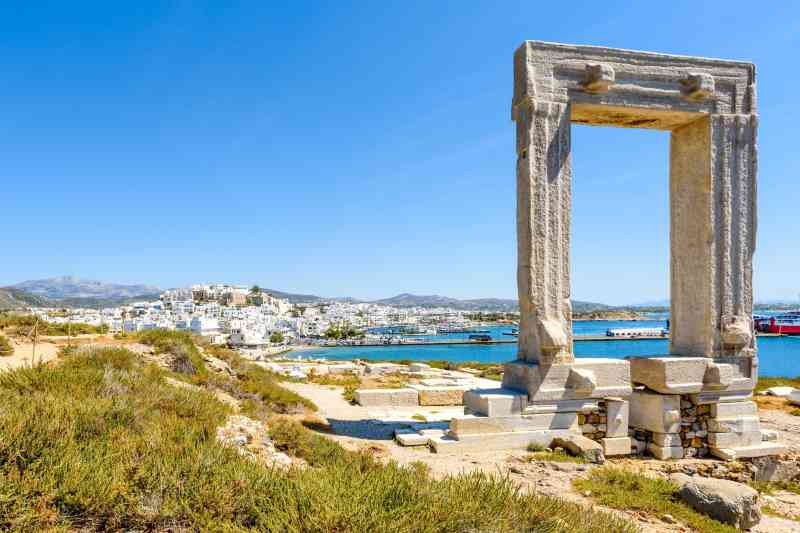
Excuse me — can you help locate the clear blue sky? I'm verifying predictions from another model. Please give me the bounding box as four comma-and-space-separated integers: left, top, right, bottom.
1, 1, 798, 304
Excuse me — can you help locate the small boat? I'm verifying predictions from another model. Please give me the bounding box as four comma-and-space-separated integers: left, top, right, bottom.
503, 329, 519, 337
756, 313, 800, 335
468, 334, 492, 342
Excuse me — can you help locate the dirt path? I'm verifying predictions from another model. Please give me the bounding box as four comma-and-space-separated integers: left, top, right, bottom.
0, 338, 61, 371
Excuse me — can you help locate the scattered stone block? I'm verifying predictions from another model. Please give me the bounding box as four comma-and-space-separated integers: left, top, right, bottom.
409, 362, 431, 372
354, 388, 418, 407
750, 456, 800, 482
761, 386, 795, 398
760, 429, 779, 442
394, 430, 429, 446
710, 442, 788, 460
789, 390, 800, 406
409, 385, 467, 406
630, 390, 681, 433
550, 435, 605, 464
464, 388, 525, 417
601, 437, 632, 456
328, 363, 360, 375
671, 474, 761, 530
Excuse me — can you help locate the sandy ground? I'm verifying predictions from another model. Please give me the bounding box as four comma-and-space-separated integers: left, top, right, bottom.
284, 381, 800, 533
0, 334, 140, 371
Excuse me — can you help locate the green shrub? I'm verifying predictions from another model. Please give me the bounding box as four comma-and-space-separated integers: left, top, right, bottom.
0, 313, 108, 336
202, 342, 317, 414
133, 330, 207, 379
0, 335, 12, 357
0, 348, 634, 532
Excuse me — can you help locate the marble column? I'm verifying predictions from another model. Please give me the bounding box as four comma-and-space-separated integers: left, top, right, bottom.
515, 99, 573, 365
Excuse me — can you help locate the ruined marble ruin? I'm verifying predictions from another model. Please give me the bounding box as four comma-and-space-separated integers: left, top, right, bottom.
429, 41, 785, 461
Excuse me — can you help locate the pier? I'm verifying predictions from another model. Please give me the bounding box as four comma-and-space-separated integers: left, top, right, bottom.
317, 332, 782, 348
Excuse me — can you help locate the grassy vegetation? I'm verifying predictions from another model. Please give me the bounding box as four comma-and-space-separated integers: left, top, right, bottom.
0, 335, 12, 357
763, 505, 800, 521
201, 343, 317, 414
0, 313, 108, 337
524, 442, 587, 463
133, 329, 209, 379
389, 359, 504, 381
574, 468, 741, 533
750, 479, 800, 496
0, 345, 635, 532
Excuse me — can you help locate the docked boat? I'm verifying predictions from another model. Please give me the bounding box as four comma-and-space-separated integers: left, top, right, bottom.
468, 334, 492, 342
755, 312, 800, 335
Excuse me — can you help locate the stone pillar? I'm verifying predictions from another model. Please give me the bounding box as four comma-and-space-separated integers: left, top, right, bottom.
670, 113, 757, 361
515, 99, 573, 365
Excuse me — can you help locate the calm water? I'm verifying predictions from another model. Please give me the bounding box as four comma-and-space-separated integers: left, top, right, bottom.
301, 322, 800, 377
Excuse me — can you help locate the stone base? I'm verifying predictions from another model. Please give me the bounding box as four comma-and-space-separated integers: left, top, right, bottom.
450, 412, 578, 434
629, 356, 754, 395
648, 442, 684, 460
602, 437, 632, 456
464, 388, 526, 417
430, 429, 579, 453
502, 358, 631, 401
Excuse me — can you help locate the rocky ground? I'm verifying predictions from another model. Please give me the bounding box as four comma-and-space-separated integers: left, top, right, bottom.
285, 381, 800, 533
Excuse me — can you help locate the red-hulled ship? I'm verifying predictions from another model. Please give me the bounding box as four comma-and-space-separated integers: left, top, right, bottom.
754, 312, 800, 335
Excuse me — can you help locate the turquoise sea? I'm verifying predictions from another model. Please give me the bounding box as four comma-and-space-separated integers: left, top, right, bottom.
301, 321, 800, 377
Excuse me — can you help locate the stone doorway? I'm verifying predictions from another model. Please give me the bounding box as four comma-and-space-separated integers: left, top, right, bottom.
428, 42, 783, 461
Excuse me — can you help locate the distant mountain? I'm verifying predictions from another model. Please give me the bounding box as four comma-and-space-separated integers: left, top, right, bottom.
12, 276, 160, 301
0, 288, 52, 310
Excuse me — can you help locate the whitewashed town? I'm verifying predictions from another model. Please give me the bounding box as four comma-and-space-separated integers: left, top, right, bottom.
28, 283, 491, 349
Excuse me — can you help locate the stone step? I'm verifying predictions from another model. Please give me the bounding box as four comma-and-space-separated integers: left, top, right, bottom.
710, 442, 788, 461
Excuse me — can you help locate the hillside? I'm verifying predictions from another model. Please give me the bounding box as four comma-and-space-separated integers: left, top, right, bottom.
12, 276, 159, 301
0, 288, 51, 310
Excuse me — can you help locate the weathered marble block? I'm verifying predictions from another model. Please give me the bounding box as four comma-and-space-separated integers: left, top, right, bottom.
708, 431, 763, 448
450, 412, 578, 435
502, 359, 631, 401
354, 388, 418, 407
408, 385, 467, 406
602, 437, 632, 456
707, 416, 761, 434
605, 398, 630, 438
711, 401, 757, 418
464, 388, 526, 417
629, 357, 754, 395
629, 390, 681, 434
